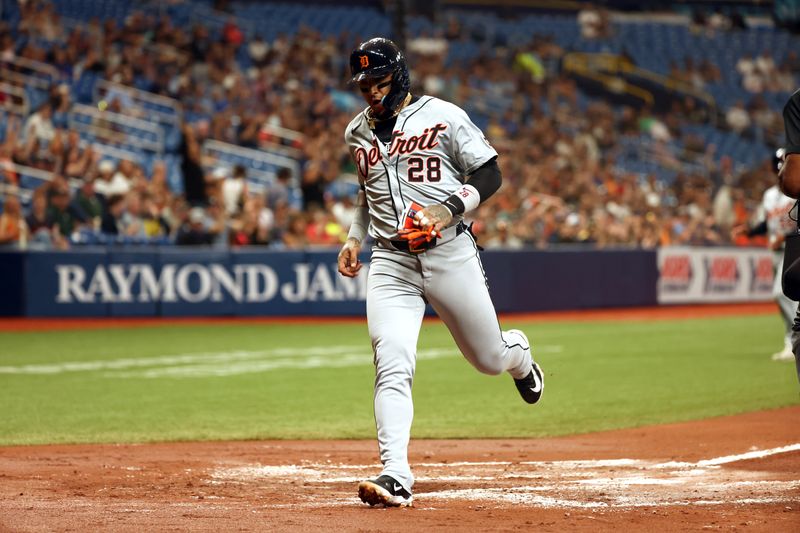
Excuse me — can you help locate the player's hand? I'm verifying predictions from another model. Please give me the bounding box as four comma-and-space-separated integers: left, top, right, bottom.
771, 234, 786, 251
414, 204, 453, 236
337, 237, 363, 278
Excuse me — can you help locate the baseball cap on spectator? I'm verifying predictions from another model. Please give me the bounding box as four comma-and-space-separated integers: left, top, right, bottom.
99, 160, 115, 174
189, 207, 205, 224
212, 167, 229, 180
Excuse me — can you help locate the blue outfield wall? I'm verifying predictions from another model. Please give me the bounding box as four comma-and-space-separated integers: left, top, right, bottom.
0, 248, 658, 317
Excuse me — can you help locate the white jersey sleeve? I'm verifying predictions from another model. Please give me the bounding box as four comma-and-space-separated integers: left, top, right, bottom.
443, 102, 498, 175
762, 185, 797, 244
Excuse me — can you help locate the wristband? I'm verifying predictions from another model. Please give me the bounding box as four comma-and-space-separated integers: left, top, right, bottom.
443, 184, 480, 216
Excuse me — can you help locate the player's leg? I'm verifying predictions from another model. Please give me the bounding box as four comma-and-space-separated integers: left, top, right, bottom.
790, 303, 800, 383
365, 248, 425, 494
773, 252, 796, 361
422, 232, 531, 380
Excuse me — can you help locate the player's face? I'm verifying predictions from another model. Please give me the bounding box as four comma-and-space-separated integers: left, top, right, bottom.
358, 74, 392, 113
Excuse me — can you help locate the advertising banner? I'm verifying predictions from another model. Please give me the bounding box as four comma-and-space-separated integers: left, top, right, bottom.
24, 248, 369, 317
657, 247, 774, 304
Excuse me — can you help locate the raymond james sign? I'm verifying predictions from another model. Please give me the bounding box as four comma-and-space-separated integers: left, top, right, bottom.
55, 263, 367, 304
22, 250, 369, 317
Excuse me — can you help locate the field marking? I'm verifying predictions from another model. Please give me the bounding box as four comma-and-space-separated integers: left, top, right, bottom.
211, 443, 800, 509
0, 345, 564, 378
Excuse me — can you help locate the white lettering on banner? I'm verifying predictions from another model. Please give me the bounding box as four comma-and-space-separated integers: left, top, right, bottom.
175, 264, 212, 303
56, 265, 89, 303
244, 265, 278, 302
307, 263, 338, 301
210, 264, 242, 302
139, 264, 177, 302
336, 272, 365, 300
281, 263, 369, 303
107, 265, 139, 303
86, 266, 115, 302
281, 264, 309, 303
54, 262, 366, 304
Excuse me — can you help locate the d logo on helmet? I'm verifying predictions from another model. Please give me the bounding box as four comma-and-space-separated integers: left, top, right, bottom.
360, 55, 369, 68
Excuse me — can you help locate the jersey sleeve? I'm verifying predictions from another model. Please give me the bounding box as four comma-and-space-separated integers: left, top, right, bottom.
344, 122, 365, 188
783, 89, 800, 154
447, 104, 498, 175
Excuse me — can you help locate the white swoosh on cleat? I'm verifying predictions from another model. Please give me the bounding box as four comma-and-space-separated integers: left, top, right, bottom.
530, 370, 542, 393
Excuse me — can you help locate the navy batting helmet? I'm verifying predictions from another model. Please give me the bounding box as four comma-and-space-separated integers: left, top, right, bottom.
349, 37, 410, 116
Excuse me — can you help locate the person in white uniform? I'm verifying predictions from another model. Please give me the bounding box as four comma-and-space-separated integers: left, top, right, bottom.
336, 37, 544, 508
735, 150, 797, 361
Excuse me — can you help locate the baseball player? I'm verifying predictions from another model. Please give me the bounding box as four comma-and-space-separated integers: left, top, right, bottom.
337, 37, 544, 508
776, 89, 800, 382
734, 150, 797, 361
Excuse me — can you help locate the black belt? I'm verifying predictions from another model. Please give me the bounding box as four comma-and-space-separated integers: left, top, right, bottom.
389, 222, 467, 253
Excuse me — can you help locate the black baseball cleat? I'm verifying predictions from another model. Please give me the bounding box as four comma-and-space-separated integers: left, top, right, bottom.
358, 475, 413, 507
508, 329, 544, 404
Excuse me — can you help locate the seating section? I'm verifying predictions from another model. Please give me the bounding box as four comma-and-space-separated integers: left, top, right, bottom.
1, 1, 797, 248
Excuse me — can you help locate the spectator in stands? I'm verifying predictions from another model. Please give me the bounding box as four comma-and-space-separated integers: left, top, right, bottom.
93, 159, 130, 197
176, 206, 214, 245
248, 35, 269, 68
0, 195, 25, 246
484, 220, 524, 249
228, 206, 258, 247
141, 194, 170, 239
73, 179, 102, 229
25, 191, 52, 240
221, 164, 248, 216
300, 160, 326, 210
755, 50, 777, 81
101, 194, 125, 236
49, 84, 71, 129
282, 212, 308, 249
577, 3, 603, 40
23, 103, 55, 144
62, 130, 96, 179
120, 192, 146, 238
708, 8, 732, 33
726, 101, 752, 134
47, 183, 82, 246
180, 122, 208, 206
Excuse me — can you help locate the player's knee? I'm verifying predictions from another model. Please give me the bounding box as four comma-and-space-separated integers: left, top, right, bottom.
372, 335, 416, 373
470, 356, 505, 376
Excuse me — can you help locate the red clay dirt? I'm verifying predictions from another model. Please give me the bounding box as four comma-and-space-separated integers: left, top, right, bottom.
0, 407, 798, 532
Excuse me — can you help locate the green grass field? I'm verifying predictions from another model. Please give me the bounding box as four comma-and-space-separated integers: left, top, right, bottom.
0, 313, 797, 446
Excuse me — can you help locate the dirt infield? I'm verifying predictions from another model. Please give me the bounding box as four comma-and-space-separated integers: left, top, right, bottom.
0, 407, 798, 532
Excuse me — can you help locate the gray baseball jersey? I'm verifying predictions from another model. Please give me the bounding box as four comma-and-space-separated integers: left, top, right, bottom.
344, 96, 534, 493
345, 96, 497, 240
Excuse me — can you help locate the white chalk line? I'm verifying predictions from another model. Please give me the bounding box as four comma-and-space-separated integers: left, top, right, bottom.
0, 345, 564, 378
210, 443, 800, 509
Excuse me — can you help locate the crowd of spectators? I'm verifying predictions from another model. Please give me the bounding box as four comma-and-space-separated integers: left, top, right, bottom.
0, 0, 793, 252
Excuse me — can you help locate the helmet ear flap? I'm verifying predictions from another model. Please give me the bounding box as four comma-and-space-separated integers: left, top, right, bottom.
380, 64, 410, 115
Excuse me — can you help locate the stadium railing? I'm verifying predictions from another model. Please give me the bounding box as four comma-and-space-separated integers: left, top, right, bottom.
68, 103, 165, 156
0, 82, 29, 116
